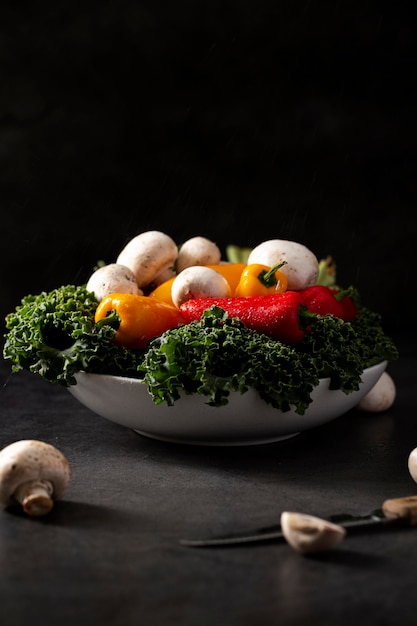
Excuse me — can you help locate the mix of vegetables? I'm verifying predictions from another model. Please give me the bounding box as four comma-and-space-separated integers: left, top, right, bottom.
2, 231, 399, 415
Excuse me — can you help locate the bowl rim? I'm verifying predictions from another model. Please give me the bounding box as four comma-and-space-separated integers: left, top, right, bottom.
74, 359, 387, 386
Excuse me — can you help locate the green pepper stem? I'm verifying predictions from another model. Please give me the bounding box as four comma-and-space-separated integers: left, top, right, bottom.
298, 306, 319, 330
258, 261, 287, 287
333, 287, 354, 302
94, 309, 120, 330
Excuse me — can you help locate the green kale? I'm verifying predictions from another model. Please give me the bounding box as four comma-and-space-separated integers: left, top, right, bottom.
298, 309, 398, 393
3, 285, 143, 386
140, 306, 319, 414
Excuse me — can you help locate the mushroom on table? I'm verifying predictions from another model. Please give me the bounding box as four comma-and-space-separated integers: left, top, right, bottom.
356, 371, 396, 412
280, 511, 346, 555
0, 440, 70, 517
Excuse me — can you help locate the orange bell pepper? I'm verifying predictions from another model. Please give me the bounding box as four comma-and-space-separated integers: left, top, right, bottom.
206, 263, 247, 293
234, 262, 288, 297
148, 277, 176, 306
95, 293, 185, 349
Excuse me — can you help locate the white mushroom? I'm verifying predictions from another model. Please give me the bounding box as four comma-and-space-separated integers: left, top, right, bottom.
408, 448, 417, 484
176, 236, 222, 273
152, 265, 177, 286
116, 230, 178, 288
247, 239, 319, 291
171, 265, 231, 308
86, 263, 142, 301
0, 440, 71, 517
280, 511, 346, 555
356, 371, 396, 412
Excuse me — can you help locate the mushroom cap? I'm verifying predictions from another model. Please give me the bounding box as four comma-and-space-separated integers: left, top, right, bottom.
86, 263, 142, 301
116, 230, 178, 288
408, 448, 417, 484
171, 265, 231, 308
356, 371, 396, 412
0, 440, 70, 508
247, 239, 319, 291
176, 236, 221, 273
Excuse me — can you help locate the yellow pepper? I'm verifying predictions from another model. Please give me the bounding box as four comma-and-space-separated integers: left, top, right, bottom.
234, 262, 288, 297
95, 293, 185, 349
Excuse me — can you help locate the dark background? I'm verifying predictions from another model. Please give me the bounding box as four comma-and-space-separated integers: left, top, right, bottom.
1, 2, 415, 338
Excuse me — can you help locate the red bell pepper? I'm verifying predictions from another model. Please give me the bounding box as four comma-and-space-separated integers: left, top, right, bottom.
299, 285, 345, 318
299, 285, 357, 321
330, 289, 358, 321
180, 292, 311, 345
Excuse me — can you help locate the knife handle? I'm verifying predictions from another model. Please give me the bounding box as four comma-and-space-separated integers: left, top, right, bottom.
382, 496, 417, 526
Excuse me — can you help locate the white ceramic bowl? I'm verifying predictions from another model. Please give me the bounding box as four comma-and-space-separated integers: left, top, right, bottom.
68, 360, 387, 446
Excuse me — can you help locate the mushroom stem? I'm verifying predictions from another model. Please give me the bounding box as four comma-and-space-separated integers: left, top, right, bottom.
14, 479, 54, 516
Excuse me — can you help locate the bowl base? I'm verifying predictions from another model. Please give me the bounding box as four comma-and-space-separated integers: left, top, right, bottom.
132, 429, 300, 447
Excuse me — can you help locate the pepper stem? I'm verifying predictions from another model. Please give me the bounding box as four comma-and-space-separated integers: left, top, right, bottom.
333, 287, 354, 302
257, 261, 287, 288
298, 305, 319, 330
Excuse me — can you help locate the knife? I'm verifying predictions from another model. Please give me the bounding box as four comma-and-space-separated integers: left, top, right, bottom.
180, 495, 417, 547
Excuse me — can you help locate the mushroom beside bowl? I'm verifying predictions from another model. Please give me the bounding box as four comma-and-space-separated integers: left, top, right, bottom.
68, 360, 387, 446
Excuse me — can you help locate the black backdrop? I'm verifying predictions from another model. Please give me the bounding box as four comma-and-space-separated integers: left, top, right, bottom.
1, 2, 415, 336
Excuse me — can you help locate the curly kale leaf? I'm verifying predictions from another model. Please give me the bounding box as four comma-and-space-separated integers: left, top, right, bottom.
3, 285, 143, 386
298, 306, 399, 392
349, 305, 399, 366
139, 306, 319, 414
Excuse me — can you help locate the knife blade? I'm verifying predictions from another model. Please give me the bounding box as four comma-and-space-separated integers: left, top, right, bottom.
180, 495, 417, 547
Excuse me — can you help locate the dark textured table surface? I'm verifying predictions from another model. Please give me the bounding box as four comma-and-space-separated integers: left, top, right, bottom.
1, 335, 416, 626
1, 5, 415, 623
